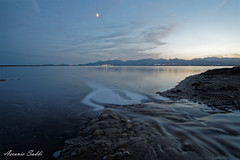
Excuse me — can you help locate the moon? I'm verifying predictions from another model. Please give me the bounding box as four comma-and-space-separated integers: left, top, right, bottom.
96, 13, 99, 18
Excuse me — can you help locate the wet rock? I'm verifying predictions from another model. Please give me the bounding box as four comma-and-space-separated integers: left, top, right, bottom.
53, 150, 61, 159
158, 67, 240, 110
71, 151, 77, 156
59, 105, 221, 160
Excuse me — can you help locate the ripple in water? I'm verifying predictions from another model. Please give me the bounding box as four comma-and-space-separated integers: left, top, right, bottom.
66, 82, 240, 160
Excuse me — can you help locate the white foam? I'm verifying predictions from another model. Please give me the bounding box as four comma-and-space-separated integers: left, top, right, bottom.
154, 96, 171, 101
81, 82, 150, 111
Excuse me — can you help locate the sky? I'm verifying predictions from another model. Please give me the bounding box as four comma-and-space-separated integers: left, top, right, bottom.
0, 0, 240, 64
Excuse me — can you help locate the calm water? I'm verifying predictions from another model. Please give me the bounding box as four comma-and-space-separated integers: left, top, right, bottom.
0, 66, 239, 159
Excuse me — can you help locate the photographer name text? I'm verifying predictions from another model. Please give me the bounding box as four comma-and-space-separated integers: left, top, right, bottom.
4, 150, 43, 157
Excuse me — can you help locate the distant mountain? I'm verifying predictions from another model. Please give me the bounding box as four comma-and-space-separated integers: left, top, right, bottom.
82, 57, 240, 66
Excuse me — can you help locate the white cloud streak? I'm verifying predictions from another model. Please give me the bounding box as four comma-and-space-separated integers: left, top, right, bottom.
215, 0, 228, 10
31, 0, 41, 13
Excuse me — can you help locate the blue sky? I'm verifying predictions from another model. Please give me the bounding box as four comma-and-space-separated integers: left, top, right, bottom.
0, 0, 239, 64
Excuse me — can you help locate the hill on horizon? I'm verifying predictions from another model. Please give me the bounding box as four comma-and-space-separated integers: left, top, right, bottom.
82, 57, 240, 66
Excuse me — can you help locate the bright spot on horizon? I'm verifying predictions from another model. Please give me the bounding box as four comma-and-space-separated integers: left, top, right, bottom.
96, 13, 99, 18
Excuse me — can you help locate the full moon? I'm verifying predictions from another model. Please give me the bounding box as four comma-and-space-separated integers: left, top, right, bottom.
96, 13, 99, 18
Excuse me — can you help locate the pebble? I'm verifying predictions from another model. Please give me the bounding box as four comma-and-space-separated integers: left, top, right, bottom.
52, 150, 61, 159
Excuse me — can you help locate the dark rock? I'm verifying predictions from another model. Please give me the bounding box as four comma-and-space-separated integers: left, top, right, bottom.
59, 104, 219, 160
158, 67, 240, 110
191, 83, 200, 86
171, 89, 182, 93
201, 66, 240, 76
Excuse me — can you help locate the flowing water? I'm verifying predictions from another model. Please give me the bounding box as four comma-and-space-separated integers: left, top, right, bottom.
0, 66, 239, 159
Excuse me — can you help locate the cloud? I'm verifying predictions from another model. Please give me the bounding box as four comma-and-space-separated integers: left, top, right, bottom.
141, 26, 175, 45
31, 0, 41, 13
49, 10, 182, 63
215, 0, 228, 10
231, 53, 240, 57
136, 23, 183, 53
59, 21, 181, 62
209, 53, 240, 58
223, 53, 240, 58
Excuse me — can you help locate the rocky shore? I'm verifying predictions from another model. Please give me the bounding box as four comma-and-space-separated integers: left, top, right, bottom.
58, 67, 240, 160
158, 66, 240, 111
58, 104, 225, 160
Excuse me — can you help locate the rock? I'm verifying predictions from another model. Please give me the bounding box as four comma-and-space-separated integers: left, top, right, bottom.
158, 67, 240, 110
59, 105, 220, 160
71, 151, 77, 156
52, 150, 61, 159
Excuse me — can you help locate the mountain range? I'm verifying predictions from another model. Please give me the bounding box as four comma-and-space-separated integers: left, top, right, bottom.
82, 57, 240, 66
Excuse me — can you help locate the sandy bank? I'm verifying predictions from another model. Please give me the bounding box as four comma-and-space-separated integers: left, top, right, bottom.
158, 66, 240, 111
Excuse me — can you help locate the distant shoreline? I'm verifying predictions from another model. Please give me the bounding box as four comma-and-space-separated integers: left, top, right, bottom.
1, 57, 240, 67
0, 65, 71, 67
0, 65, 237, 67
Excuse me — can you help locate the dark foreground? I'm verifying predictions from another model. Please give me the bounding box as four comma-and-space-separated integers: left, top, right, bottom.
59, 103, 240, 160
59, 67, 240, 160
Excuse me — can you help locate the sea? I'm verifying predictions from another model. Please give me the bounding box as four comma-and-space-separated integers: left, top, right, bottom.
0, 66, 239, 159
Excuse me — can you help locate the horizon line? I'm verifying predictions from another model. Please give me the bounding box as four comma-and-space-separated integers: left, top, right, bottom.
0, 56, 240, 66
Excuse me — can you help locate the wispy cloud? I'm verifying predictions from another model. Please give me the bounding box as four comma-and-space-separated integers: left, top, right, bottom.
215, 0, 228, 10
31, 0, 41, 13
141, 25, 177, 45
57, 21, 181, 62
222, 53, 240, 58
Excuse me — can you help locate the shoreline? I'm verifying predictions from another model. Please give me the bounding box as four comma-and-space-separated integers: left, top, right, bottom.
59, 103, 240, 160
157, 66, 240, 111
0, 65, 236, 67
58, 104, 217, 160
59, 67, 240, 160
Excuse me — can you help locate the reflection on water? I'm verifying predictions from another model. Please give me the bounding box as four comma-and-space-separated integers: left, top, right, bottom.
0, 66, 235, 159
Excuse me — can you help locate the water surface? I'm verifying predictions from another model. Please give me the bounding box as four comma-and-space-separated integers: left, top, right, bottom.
0, 66, 238, 159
